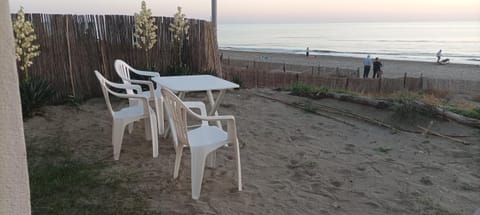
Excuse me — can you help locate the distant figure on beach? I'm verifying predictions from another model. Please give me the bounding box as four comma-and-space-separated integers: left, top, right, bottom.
436, 49, 450, 65
436, 49, 442, 63
372, 57, 383, 78
363, 55, 372, 78
306, 47, 309, 57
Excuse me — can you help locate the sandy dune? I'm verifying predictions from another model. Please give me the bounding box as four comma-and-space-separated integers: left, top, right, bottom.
24, 89, 480, 214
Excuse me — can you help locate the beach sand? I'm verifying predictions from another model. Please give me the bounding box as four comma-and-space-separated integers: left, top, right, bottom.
25, 89, 480, 214
220, 50, 480, 81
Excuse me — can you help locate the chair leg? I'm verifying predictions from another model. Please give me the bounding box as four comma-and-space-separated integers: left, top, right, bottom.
127, 123, 134, 134
190, 149, 207, 200
150, 114, 159, 158
144, 118, 152, 141
112, 121, 126, 160
173, 146, 184, 179
206, 152, 216, 168
234, 138, 242, 191
156, 99, 164, 136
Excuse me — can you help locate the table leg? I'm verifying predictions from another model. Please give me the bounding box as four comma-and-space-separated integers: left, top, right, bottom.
178, 91, 186, 99
207, 90, 225, 128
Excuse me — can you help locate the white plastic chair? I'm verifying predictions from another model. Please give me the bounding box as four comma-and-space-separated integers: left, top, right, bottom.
161, 88, 242, 200
94, 70, 158, 160
114, 59, 164, 136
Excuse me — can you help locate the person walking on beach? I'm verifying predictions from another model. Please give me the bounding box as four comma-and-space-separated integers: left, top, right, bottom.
363, 54, 372, 78
372, 57, 383, 78
436, 49, 442, 63
306, 47, 310, 57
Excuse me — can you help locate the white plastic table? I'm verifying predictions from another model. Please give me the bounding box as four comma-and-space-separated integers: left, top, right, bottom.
152, 75, 239, 127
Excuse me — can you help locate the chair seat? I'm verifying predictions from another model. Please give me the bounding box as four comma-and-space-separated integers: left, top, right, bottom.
188, 126, 228, 147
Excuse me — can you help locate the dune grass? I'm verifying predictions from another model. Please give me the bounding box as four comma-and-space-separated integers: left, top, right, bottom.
290, 83, 480, 121
447, 107, 480, 120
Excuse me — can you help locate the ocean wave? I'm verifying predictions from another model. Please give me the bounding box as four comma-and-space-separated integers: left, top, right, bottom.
328, 39, 477, 43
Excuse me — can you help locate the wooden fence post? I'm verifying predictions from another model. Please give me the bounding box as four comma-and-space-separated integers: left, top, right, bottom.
253, 61, 257, 88
403, 72, 407, 89
420, 73, 424, 90
65, 15, 75, 97
357, 67, 360, 78
378, 78, 382, 93
345, 78, 349, 90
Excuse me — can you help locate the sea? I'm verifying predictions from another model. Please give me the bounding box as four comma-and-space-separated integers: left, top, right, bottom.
218, 21, 480, 65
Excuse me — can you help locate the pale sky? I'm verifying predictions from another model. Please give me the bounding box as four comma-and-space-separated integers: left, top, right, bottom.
9, 0, 480, 23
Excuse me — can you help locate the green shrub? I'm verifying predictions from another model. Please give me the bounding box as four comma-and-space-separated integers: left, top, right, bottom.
232, 75, 242, 88
393, 92, 421, 118
290, 83, 320, 95
201, 68, 217, 76
290, 83, 330, 97
19, 77, 56, 118
64, 95, 85, 109
164, 64, 190, 76
164, 65, 216, 76
302, 101, 317, 113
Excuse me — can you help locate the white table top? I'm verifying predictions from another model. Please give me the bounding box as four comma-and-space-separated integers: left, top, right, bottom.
152, 75, 239, 92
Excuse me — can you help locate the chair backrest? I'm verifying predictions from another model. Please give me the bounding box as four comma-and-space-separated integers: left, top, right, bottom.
94, 70, 115, 116
114, 59, 135, 94
161, 88, 189, 148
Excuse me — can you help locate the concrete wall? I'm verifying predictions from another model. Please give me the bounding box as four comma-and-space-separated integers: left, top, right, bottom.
0, 1, 31, 214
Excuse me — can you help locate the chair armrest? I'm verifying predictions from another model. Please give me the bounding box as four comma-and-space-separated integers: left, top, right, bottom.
184, 102, 207, 117
106, 88, 149, 100
106, 87, 151, 114
185, 101, 208, 126
189, 111, 238, 142
196, 115, 235, 121
131, 68, 161, 78
187, 109, 237, 135
105, 81, 142, 94
127, 79, 156, 98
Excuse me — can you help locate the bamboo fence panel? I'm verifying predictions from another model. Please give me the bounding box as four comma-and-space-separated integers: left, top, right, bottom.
221, 59, 358, 78
14, 13, 220, 101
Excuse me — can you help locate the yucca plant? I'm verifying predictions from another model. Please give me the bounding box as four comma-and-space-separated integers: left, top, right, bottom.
168, 6, 190, 66
13, 6, 40, 80
13, 7, 55, 118
134, 0, 158, 69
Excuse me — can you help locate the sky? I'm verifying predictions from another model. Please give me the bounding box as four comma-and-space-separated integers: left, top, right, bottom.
9, 0, 480, 23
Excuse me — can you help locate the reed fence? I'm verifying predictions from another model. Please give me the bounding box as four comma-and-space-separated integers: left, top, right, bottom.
14, 13, 220, 101
222, 60, 480, 95
222, 58, 359, 78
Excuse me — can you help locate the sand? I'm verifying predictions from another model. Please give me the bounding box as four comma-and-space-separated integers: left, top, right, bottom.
220, 50, 480, 81
25, 89, 480, 214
